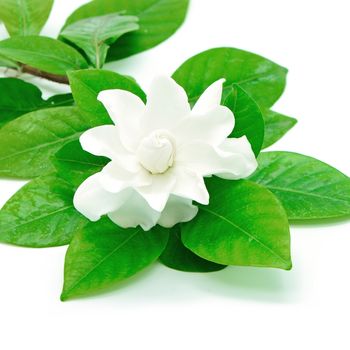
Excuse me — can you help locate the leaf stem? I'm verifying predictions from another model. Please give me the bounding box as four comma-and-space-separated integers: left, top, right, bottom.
20, 64, 69, 84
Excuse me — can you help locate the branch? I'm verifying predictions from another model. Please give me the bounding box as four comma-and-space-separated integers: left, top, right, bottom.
21, 65, 69, 85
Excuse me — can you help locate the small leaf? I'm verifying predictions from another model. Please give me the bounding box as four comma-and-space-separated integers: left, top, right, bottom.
0, 107, 103, 178
68, 69, 146, 121
262, 110, 297, 148
173, 47, 287, 108
0, 175, 87, 247
182, 178, 292, 270
61, 13, 139, 68
159, 225, 226, 272
0, 0, 53, 36
53, 140, 108, 188
250, 151, 350, 220
224, 85, 264, 156
61, 218, 169, 300
0, 78, 74, 127
0, 36, 88, 75
62, 0, 189, 61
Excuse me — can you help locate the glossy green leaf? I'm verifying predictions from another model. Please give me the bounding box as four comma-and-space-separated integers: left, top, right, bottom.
159, 225, 226, 272
53, 140, 108, 188
0, 107, 104, 178
262, 110, 297, 148
250, 151, 350, 220
61, 217, 169, 300
61, 13, 139, 68
224, 85, 264, 156
0, 78, 73, 127
68, 69, 146, 120
0, 54, 18, 68
0, 0, 53, 36
182, 178, 292, 270
0, 175, 87, 247
0, 36, 88, 75
173, 47, 287, 108
63, 0, 189, 61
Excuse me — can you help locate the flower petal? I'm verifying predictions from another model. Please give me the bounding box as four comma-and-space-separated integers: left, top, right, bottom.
157, 195, 198, 228
97, 89, 145, 151
172, 105, 234, 146
141, 76, 191, 132
191, 79, 225, 114
176, 137, 257, 179
73, 173, 131, 221
108, 190, 161, 231
79, 125, 130, 161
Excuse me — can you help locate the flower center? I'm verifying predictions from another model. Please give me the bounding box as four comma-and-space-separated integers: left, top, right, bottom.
137, 129, 175, 174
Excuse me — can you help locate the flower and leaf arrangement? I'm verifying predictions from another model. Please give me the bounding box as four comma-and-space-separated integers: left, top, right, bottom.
0, 0, 349, 301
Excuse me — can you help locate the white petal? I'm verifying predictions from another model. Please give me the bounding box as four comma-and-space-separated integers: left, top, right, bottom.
141, 76, 191, 132
97, 89, 145, 151
108, 190, 161, 231
172, 166, 209, 205
80, 125, 131, 161
172, 105, 234, 146
191, 79, 225, 114
73, 173, 131, 221
157, 195, 198, 228
176, 137, 257, 179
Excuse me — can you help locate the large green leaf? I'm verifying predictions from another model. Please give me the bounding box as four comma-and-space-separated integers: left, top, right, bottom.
262, 110, 297, 149
62, 0, 189, 61
182, 178, 292, 270
159, 225, 226, 272
0, 107, 103, 178
61, 217, 169, 300
250, 152, 350, 220
61, 13, 139, 68
68, 69, 146, 120
224, 85, 264, 156
0, 78, 73, 127
0, 36, 88, 75
173, 47, 287, 108
0, 175, 87, 247
0, 0, 53, 36
53, 140, 108, 189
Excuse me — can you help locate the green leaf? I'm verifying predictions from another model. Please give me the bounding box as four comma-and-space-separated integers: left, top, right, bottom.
61, 217, 169, 300
0, 78, 74, 127
0, 54, 18, 68
0, 175, 87, 247
62, 0, 189, 61
68, 69, 146, 120
159, 225, 226, 272
53, 140, 108, 189
0, 36, 88, 75
182, 178, 292, 270
173, 47, 287, 108
61, 13, 139, 68
250, 151, 350, 220
0, 107, 103, 179
0, 0, 53, 36
262, 110, 297, 149
224, 85, 264, 156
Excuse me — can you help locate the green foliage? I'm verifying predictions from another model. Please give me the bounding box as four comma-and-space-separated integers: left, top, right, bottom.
0, 175, 87, 247
160, 225, 226, 272
182, 178, 292, 270
0, 0, 54, 36
250, 152, 350, 220
224, 85, 264, 156
61, 13, 139, 68
0, 78, 73, 127
61, 217, 169, 300
0, 36, 88, 75
63, 0, 189, 61
173, 47, 287, 108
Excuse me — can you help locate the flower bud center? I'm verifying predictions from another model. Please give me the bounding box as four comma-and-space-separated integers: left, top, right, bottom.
137, 130, 175, 174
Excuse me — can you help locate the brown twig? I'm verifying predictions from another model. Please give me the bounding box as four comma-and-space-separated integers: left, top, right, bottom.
21, 64, 69, 84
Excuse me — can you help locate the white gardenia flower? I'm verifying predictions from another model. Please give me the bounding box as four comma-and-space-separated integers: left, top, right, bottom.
73, 76, 258, 230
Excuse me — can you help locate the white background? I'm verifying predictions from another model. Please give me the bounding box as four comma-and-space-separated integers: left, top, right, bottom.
0, 0, 350, 349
